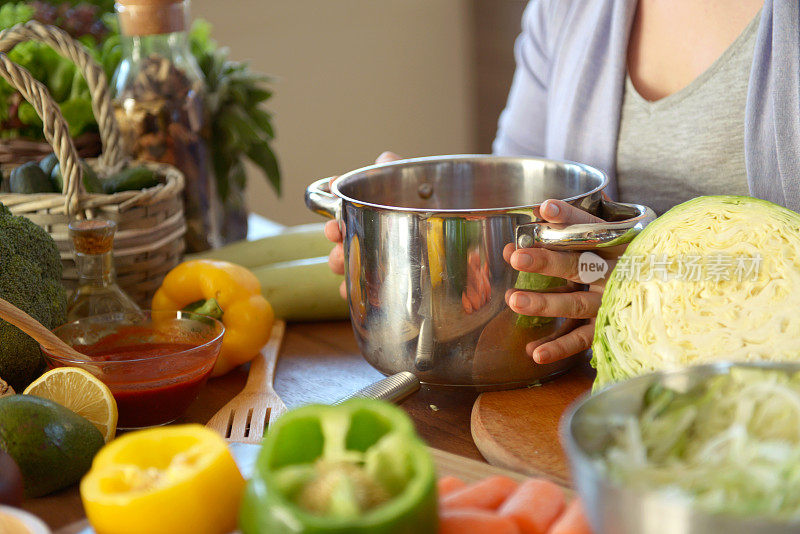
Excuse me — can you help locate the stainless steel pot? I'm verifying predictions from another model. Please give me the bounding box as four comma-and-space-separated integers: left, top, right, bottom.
305, 155, 655, 388
562, 362, 800, 534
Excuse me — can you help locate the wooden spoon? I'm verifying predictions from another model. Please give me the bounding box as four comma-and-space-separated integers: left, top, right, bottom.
206, 320, 287, 443
0, 297, 86, 360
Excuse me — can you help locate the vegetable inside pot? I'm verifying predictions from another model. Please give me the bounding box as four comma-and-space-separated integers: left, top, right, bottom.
600, 367, 800, 520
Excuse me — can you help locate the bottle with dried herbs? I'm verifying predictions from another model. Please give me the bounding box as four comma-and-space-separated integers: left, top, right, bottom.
67, 219, 141, 321
112, 0, 221, 252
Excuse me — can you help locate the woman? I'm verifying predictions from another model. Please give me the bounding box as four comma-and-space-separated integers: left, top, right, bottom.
325, 0, 799, 365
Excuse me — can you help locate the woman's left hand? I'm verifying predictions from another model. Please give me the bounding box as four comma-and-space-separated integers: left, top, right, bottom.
503, 199, 626, 364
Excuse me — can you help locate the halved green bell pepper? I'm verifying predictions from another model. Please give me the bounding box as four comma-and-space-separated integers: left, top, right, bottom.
239, 399, 438, 534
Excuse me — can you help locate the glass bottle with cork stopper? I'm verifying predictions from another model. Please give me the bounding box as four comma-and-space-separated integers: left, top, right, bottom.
67, 219, 141, 321
112, 0, 221, 252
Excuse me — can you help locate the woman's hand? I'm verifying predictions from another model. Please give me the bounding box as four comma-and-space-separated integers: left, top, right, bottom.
503, 199, 625, 365
324, 151, 402, 299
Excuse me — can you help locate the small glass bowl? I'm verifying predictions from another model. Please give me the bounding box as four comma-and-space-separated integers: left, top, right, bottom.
41, 310, 224, 429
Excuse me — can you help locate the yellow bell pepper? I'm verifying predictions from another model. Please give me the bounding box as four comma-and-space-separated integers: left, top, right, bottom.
80, 425, 245, 534
152, 260, 274, 376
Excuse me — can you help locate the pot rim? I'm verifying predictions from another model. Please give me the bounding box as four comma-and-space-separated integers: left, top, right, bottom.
330, 154, 609, 214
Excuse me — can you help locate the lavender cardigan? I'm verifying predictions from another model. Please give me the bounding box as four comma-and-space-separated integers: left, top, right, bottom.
493, 0, 800, 211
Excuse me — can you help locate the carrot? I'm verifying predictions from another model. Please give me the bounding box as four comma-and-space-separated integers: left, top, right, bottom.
439, 508, 520, 534
548, 498, 592, 534
497, 478, 566, 534
437, 476, 467, 497
441, 475, 519, 511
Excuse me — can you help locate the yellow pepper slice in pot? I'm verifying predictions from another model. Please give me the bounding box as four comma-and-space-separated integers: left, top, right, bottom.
152, 260, 274, 376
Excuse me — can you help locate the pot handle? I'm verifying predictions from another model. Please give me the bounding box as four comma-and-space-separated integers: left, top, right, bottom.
515, 199, 656, 251
305, 177, 342, 219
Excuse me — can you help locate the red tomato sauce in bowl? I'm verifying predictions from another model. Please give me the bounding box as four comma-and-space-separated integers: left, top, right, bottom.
42, 312, 224, 428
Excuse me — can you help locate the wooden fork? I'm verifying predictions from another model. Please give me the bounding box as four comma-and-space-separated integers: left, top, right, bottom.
206, 320, 287, 443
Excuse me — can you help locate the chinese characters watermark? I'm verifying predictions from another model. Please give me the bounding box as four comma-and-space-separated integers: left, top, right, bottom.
614, 254, 762, 282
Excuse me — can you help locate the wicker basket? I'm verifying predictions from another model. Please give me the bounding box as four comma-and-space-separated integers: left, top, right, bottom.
0, 21, 186, 307
0, 133, 102, 166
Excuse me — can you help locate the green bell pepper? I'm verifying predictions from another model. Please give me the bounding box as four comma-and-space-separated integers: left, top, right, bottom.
239, 399, 438, 534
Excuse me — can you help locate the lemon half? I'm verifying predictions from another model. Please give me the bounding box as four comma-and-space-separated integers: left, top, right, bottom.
24, 367, 117, 442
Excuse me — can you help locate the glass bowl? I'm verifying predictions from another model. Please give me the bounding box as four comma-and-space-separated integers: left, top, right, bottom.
41, 310, 224, 429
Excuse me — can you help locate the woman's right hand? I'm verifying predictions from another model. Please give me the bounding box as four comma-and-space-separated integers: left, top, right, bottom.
324, 151, 402, 299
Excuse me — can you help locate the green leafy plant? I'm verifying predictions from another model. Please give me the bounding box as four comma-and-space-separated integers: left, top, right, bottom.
192, 21, 280, 198
0, 1, 280, 198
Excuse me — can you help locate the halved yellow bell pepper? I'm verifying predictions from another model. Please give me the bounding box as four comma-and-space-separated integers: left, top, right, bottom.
80, 425, 245, 534
152, 260, 274, 376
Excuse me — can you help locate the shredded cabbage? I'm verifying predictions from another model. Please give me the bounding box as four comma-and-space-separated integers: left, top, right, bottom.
593, 196, 800, 390
600, 368, 800, 519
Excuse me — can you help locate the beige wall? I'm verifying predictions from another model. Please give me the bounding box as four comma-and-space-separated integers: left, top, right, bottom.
193, 0, 477, 225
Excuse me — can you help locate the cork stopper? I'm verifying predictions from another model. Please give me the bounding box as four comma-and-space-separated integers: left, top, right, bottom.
69, 219, 117, 255
116, 0, 186, 36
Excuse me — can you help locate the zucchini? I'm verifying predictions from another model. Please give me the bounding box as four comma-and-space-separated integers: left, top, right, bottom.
102, 166, 159, 194
187, 223, 333, 268
252, 257, 349, 321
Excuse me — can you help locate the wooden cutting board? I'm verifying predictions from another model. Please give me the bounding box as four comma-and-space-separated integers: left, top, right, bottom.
471, 362, 595, 486
431, 447, 540, 484
56, 446, 540, 534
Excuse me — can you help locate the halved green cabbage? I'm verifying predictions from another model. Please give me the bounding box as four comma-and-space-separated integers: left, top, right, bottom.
593, 196, 800, 390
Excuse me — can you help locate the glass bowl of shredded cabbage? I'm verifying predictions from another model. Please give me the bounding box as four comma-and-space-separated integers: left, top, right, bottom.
562, 362, 800, 534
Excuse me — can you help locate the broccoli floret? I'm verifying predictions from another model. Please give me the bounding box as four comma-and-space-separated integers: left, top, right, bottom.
0, 204, 66, 391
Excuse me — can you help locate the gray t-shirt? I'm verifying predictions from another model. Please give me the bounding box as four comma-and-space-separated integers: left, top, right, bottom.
615, 13, 760, 216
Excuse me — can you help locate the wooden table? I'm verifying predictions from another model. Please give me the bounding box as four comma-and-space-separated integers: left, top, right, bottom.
24, 320, 484, 531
